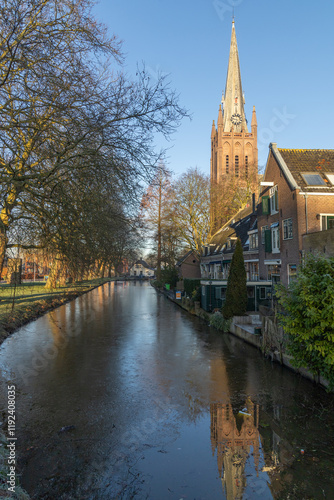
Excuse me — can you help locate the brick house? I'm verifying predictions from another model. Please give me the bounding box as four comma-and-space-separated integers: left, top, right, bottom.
258, 143, 334, 287
176, 250, 201, 279
200, 203, 271, 311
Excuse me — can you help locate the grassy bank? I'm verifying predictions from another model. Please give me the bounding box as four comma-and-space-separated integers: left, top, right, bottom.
0, 278, 111, 346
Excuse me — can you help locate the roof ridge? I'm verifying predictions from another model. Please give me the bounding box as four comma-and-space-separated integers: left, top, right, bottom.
278, 148, 334, 152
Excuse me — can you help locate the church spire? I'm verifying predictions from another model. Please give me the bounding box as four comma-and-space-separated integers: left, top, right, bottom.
222, 20, 248, 133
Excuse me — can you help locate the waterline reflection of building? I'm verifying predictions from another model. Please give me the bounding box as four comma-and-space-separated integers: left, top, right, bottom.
210, 399, 260, 499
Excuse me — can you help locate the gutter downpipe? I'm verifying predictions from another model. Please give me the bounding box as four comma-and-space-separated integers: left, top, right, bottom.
304, 194, 308, 234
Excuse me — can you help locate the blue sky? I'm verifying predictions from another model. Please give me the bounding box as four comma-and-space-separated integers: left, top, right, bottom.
93, 0, 334, 177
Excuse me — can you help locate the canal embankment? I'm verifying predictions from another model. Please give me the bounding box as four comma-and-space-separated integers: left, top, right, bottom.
155, 285, 330, 390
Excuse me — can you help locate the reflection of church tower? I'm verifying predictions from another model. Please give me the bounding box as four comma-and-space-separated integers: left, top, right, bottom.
210, 399, 260, 500
210, 20, 258, 229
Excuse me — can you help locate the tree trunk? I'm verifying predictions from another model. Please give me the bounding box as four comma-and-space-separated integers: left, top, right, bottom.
0, 230, 7, 280
58, 261, 68, 287
156, 178, 162, 280
45, 257, 60, 289
99, 261, 106, 278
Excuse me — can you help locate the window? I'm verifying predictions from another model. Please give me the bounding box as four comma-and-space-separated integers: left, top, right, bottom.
267, 264, 280, 281
302, 173, 326, 186
272, 226, 280, 253
288, 264, 297, 284
215, 287, 226, 299
325, 174, 334, 185
259, 287, 266, 300
249, 232, 258, 249
270, 186, 278, 214
245, 155, 248, 178
222, 263, 230, 279
321, 215, 334, 230
214, 152, 217, 179
247, 262, 259, 281
226, 155, 229, 174
283, 218, 293, 239
235, 155, 239, 177
261, 225, 268, 244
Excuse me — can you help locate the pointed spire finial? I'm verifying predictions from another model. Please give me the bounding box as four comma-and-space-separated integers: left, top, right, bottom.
251, 105, 257, 128
222, 19, 248, 133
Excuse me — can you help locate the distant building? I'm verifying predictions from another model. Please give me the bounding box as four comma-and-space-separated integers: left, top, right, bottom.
129, 259, 155, 278
258, 143, 334, 286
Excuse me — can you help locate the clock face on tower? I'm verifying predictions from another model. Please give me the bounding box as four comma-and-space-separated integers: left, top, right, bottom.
231, 113, 242, 125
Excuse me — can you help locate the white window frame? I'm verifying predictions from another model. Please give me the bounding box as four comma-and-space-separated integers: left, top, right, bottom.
272, 227, 280, 254
249, 232, 258, 250
270, 185, 278, 214
283, 218, 293, 240
320, 213, 334, 231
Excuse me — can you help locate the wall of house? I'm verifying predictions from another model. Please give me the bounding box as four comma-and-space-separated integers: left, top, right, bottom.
259, 151, 334, 287
258, 152, 300, 286
129, 265, 154, 277
303, 227, 334, 257
179, 254, 201, 279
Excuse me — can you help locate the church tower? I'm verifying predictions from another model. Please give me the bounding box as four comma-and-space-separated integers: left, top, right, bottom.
210, 21, 258, 191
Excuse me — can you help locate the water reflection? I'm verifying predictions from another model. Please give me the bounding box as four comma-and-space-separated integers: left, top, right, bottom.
211, 401, 261, 499
0, 282, 334, 499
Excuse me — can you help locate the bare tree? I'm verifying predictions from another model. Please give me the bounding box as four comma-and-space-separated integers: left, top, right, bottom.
210, 167, 259, 234
140, 166, 174, 279
0, 0, 188, 275
170, 167, 211, 253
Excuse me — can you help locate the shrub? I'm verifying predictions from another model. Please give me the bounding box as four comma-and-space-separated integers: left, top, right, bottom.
160, 267, 179, 289
184, 278, 201, 297
209, 311, 231, 332
222, 238, 247, 319
276, 253, 334, 390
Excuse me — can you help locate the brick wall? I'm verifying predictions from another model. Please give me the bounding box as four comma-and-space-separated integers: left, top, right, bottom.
259, 151, 334, 286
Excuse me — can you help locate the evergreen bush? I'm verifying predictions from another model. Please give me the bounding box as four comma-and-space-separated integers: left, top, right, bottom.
222, 238, 247, 319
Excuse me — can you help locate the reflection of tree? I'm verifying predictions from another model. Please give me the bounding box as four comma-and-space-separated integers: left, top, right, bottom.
210, 399, 260, 500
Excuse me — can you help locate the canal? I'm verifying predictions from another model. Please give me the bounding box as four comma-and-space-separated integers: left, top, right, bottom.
1, 281, 334, 499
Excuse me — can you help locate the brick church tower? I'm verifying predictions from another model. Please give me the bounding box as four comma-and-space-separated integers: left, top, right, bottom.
210, 21, 258, 202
